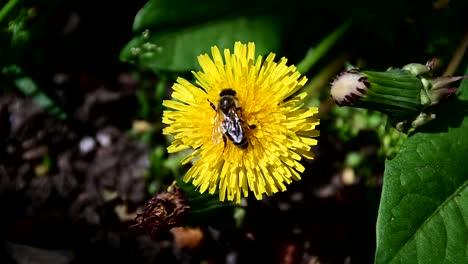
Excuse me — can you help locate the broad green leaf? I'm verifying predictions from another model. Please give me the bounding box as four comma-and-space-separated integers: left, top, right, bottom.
120, 15, 284, 72
133, 0, 271, 32
375, 67, 468, 263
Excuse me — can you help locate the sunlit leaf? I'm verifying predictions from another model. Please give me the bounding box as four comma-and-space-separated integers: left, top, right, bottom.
375, 66, 468, 263
120, 15, 284, 72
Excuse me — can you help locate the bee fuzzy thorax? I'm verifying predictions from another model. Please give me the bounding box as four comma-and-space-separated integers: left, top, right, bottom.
218, 89, 240, 115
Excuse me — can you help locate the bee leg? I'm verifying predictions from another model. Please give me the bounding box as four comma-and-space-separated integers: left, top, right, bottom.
236, 108, 256, 129
239, 117, 256, 129
236, 107, 243, 116
207, 99, 216, 111
222, 134, 227, 152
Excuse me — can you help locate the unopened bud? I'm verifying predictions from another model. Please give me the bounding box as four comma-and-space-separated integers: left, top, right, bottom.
331, 61, 466, 133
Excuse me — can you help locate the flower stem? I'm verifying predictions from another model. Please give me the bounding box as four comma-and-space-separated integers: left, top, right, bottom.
443, 30, 468, 76
0, 0, 21, 25
296, 20, 352, 74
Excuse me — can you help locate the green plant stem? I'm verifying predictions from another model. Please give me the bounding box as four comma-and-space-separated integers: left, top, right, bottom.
296, 20, 352, 74
443, 30, 468, 76
0, 0, 21, 25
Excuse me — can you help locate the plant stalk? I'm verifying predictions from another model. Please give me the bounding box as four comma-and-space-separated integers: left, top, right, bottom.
0, 0, 21, 25
296, 20, 352, 74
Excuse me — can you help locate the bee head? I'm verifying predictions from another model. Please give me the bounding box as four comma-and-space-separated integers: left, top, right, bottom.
220, 89, 236, 97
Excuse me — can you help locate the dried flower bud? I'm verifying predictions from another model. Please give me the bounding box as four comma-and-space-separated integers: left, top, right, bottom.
134, 182, 190, 238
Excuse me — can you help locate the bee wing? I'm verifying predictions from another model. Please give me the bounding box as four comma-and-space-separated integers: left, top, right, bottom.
223, 113, 244, 144
212, 112, 224, 145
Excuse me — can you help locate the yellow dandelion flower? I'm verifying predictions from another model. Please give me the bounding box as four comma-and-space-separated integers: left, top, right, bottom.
162, 41, 319, 203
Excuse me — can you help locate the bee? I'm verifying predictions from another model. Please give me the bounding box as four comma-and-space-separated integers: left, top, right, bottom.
209, 89, 256, 149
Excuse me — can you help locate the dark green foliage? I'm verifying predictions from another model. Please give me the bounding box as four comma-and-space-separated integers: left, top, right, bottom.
376, 67, 468, 263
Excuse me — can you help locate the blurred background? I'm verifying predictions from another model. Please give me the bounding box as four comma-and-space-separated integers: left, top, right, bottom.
1, 0, 467, 263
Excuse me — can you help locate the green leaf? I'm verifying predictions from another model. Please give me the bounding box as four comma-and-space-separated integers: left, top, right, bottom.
15, 77, 67, 120
0, 0, 22, 25
133, 0, 260, 32
120, 15, 284, 72
375, 67, 468, 263
176, 178, 236, 229
2, 65, 66, 120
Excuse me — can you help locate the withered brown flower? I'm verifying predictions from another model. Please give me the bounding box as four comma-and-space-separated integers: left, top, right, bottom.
134, 182, 190, 238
